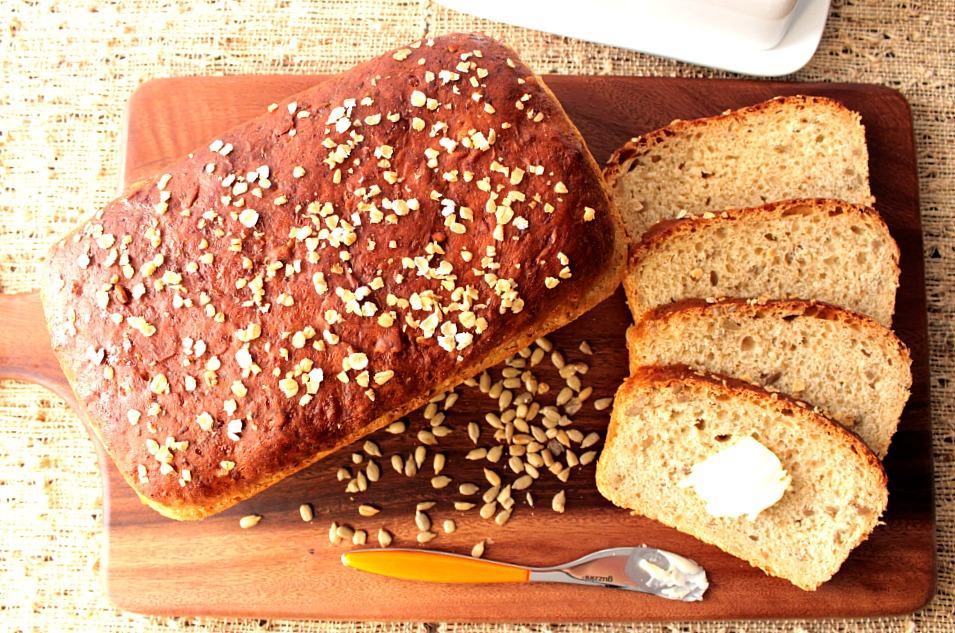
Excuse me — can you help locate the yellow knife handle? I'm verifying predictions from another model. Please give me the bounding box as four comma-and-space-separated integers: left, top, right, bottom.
342, 549, 530, 584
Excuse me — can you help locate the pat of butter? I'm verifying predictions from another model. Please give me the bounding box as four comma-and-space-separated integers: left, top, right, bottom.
677, 436, 791, 521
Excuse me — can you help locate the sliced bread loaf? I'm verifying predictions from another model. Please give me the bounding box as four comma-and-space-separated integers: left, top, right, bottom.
623, 198, 900, 326
604, 95, 874, 240
595, 365, 888, 591
627, 299, 912, 457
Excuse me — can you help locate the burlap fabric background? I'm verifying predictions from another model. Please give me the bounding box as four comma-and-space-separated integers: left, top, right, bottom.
1, 1, 952, 631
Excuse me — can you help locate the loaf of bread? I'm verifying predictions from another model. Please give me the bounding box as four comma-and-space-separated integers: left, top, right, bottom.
40, 33, 627, 520
623, 198, 900, 326
596, 365, 888, 591
604, 95, 874, 240
627, 299, 912, 457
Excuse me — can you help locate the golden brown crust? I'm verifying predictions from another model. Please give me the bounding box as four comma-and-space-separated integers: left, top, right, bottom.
41, 33, 626, 520
603, 95, 869, 191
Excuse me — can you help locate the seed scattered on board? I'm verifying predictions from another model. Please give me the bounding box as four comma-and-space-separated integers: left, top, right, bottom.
239, 514, 262, 529
317, 339, 601, 549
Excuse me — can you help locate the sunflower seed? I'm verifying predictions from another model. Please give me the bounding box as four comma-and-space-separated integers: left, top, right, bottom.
353, 529, 367, 545
479, 372, 492, 393
454, 501, 476, 511
509, 444, 526, 457
299, 503, 314, 522
417, 430, 437, 445
485, 412, 503, 429
565, 398, 583, 416
496, 485, 512, 504
503, 377, 521, 390
594, 397, 613, 411
525, 463, 540, 479
498, 390, 513, 410
556, 387, 573, 407
467, 447, 487, 460
336, 524, 355, 540
404, 456, 417, 477
513, 474, 533, 490
550, 351, 565, 369
417, 531, 438, 544
482, 485, 501, 504
508, 456, 524, 474
336, 467, 351, 482
424, 402, 439, 420
552, 490, 566, 513
433, 453, 446, 475
526, 452, 544, 468
486, 445, 504, 463
431, 475, 452, 489
429, 391, 446, 403
432, 425, 452, 438
444, 392, 459, 410
488, 382, 503, 399
556, 467, 571, 483
377, 528, 392, 548
535, 337, 553, 352
429, 412, 446, 428
366, 460, 380, 482
417, 501, 436, 511
328, 521, 339, 544
415, 510, 431, 531
351, 452, 364, 465
577, 386, 593, 402
391, 454, 404, 473
580, 450, 597, 465
495, 508, 512, 526
471, 540, 486, 558
356, 471, 368, 492
479, 502, 497, 519
363, 440, 381, 457
530, 347, 545, 366
484, 468, 501, 487
579, 340, 593, 355
468, 422, 481, 444
386, 420, 407, 434
559, 365, 577, 380
581, 432, 601, 449
566, 450, 580, 467
459, 483, 479, 496
502, 367, 521, 378
358, 504, 380, 517
239, 514, 262, 529
415, 445, 427, 467
464, 377, 479, 387
442, 519, 456, 534
345, 479, 359, 494
567, 429, 584, 443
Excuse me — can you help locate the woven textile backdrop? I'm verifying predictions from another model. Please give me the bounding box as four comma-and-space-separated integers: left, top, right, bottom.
1, 1, 953, 631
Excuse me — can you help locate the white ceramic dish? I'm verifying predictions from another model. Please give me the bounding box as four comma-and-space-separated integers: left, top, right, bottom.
435, 0, 831, 76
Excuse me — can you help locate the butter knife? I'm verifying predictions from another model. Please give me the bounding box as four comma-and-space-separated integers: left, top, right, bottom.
342, 546, 708, 601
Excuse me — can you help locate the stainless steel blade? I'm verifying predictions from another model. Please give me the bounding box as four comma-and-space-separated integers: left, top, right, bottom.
528, 546, 708, 601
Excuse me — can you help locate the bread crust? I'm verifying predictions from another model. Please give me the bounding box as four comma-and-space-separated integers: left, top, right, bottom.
597, 365, 889, 590
41, 33, 626, 520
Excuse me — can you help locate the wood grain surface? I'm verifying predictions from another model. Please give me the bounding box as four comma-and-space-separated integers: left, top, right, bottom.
0, 76, 933, 621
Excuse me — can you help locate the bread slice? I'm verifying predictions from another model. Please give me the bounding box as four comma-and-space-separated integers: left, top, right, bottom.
627, 299, 912, 457
623, 198, 900, 326
595, 366, 888, 591
604, 95, 874, 240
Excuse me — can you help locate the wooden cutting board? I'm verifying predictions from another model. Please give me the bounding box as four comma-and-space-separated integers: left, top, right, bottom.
0, 76, 934, 622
